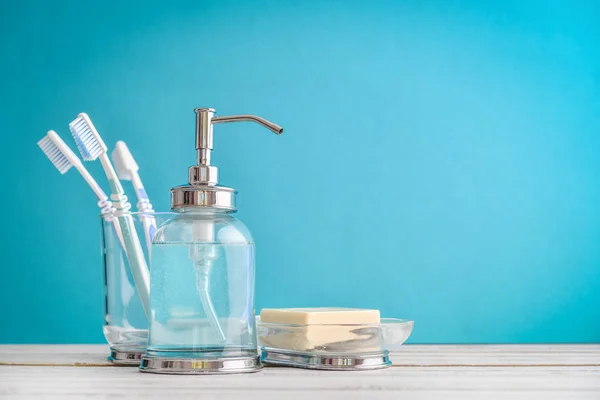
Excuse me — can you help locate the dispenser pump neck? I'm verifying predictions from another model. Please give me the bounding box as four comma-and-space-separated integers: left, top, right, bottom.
190, 108, 284, 186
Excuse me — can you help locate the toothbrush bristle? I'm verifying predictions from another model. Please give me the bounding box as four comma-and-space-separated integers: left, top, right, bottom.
38, 135, 73, 174
69, 116, 103, 161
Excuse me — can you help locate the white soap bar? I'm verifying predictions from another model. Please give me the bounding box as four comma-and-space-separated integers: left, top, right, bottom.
260, 308, 380, 325
259, 308, 382, 352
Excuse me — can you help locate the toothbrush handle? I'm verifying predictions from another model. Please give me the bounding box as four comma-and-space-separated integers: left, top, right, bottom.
74, 162, 114, 205
116, 213, 151, 317
140, 216, 156, 254
99, 153, 151, 317
110, 188, 151, 317
99, 153, 126, 195
131, 172, 157, 252
73, 161, 126, 251
101, 203, 126, 252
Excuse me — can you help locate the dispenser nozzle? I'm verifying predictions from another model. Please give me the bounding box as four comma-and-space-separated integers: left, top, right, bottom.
194, 108, 283, 165
212, 114, 284, 135
191, 108, 284, 186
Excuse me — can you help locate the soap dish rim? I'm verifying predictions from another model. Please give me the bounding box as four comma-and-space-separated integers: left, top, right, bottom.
256, 317, 415, 358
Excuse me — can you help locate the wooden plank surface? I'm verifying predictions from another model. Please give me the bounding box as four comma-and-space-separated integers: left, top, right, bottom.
1, 365, 599, 399
1, 344, 599, 366
0, 345, 111, 366
1, 345, 599, 399
392, 344, 600, 366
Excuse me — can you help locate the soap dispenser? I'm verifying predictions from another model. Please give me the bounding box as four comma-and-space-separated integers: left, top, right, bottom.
140, 108, 283, 374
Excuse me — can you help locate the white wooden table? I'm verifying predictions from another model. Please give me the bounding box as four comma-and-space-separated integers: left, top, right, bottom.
1, 345, 599, 399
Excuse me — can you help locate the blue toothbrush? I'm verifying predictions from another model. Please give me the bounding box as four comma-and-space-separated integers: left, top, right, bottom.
112, 141, 157, 254
69, 113, 150, 317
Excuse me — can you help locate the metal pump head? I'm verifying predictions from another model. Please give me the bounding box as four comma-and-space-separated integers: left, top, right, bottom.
190, 108, 283, 186
170, 107, 284, 211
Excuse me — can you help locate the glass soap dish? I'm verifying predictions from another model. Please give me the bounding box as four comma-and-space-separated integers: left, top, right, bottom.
256, 317, 414, 370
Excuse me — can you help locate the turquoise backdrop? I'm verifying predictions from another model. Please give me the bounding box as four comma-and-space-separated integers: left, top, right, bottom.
1, 0, 599, 343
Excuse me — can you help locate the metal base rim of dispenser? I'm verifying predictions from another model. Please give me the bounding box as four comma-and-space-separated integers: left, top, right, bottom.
260, 348, 392, 371
139, 355, 263, 375
108, 348, 145, 366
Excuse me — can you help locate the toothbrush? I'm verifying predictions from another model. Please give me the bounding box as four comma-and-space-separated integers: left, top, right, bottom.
69, 113, 150, 317
37, 130, 125, 249
111, 141, 157, 253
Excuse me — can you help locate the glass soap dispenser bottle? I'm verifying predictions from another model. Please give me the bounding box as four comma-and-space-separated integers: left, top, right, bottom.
140, 108, 283, 374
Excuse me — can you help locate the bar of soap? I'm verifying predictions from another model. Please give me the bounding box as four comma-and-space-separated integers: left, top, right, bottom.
259, 308, 382, 352
260, 308, 380, 325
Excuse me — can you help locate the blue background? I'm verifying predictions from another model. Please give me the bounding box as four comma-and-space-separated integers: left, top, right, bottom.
1, 0, 599, 344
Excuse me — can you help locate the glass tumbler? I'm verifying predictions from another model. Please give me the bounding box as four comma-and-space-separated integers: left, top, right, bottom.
102, 212, 176, 365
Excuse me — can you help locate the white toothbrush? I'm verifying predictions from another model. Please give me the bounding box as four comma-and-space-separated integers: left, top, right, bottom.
69, 113, 150, 317
111, 141, 157, 253
37, 130, 125, 249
